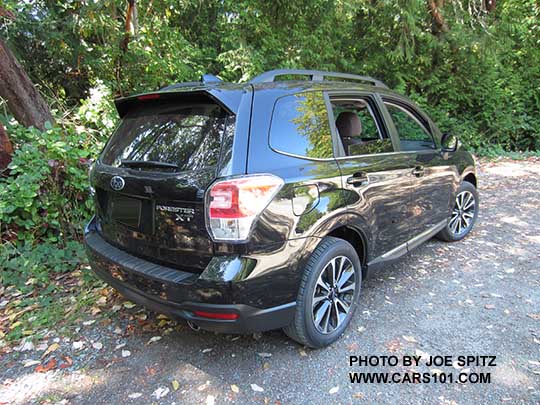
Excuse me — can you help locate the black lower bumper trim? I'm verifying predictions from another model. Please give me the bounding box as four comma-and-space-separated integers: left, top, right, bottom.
85, 225, 296, 333
85, 231, 196, 284
93, 263, 295, 333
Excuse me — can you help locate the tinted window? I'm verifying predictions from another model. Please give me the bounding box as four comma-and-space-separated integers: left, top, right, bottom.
385, 102, 434, 151
331, 98, 393, 156
269, 92, 333, 159
101, 103, 233, 171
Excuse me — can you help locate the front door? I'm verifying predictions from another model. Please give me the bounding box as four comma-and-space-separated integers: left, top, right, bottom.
381, 98, 456, 238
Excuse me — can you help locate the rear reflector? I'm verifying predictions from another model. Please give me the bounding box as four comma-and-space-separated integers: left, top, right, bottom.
206, 174, 284, 241
137, 94, 161, 100
193, 311, 239, 320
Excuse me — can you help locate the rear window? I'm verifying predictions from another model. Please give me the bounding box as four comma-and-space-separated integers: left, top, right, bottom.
269, 92, 334, 159
101, 103, 234, 171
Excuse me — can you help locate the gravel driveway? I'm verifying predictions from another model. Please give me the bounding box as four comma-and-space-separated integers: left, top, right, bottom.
2, 158, 540, 404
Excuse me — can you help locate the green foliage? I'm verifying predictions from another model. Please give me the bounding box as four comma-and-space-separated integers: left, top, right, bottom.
0, 116, 106, 292
0, 241, 86, 291
349, 0, 540, 152
473, 144, 540, 160
76, 80, 118, 133
0, 0, 539, 342
2, 0, 538, 152
0, 122, 96, 243
0, 115, 107, 343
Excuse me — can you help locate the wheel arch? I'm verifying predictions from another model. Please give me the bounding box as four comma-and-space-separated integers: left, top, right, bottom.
309, 211, 371, 258
325, 224, 368, 278
462, 172, 477, 187
460, 165, 477, 188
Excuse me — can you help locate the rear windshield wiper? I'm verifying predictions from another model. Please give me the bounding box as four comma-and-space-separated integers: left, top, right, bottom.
120, 160, 180, 170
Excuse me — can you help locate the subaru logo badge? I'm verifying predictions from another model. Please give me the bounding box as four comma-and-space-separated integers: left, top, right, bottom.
110, 176, 125, 191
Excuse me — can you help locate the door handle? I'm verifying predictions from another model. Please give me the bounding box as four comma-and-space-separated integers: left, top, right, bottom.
412, 166, 425, 177
346, 172, 369, 186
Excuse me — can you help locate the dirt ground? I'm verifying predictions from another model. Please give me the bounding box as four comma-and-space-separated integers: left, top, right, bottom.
1, 158, 540, 404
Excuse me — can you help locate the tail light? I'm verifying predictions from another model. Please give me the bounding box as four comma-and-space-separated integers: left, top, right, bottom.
206, 174, 284, 242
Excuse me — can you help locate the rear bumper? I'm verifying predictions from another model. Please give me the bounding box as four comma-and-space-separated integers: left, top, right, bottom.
84, 218, 296, 333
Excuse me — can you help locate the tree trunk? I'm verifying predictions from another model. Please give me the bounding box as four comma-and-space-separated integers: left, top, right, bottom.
427, 0, 449, 35
128, 0, 138, 36
121, 0, 138, 52
0, 38, 53, 130
0, 122, 13, 171
116, 0, 138, 97
483, 0, 496, 12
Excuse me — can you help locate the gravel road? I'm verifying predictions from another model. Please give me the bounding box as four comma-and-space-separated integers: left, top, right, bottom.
2, 158, 540, 405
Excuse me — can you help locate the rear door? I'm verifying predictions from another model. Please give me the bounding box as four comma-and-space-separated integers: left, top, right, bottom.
381, 97, 456, 238
328, 93, 415, 260
91, 96, 237, 273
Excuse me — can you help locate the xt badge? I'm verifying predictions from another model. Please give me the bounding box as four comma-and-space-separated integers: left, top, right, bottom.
156, 205, 195, 223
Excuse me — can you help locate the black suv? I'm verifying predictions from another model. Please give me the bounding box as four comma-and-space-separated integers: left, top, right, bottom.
85, 69, 478, 348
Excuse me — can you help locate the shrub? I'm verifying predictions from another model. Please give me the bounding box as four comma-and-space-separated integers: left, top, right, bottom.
0, 123, 95, 241
0, 119, 105, 290
0, 240, 86, 291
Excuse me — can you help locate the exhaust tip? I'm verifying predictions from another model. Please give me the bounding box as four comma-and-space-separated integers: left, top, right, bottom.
187, 320, 200, 331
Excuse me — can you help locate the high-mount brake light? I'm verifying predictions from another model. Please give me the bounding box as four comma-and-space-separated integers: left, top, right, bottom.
137, 94, 161, 100
206, 174, 284, 241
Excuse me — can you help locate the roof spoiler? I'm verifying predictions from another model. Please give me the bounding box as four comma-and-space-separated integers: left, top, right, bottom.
160, 74, 222, 91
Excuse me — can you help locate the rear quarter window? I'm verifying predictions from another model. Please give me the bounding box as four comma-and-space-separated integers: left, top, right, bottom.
269, 92, 334, 159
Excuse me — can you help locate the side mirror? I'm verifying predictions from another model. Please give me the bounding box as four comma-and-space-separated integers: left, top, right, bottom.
441, 132, 458, 153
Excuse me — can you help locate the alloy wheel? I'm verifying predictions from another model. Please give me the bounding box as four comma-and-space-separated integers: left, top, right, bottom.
312, 256, 356, 334
449, 190, 476, 236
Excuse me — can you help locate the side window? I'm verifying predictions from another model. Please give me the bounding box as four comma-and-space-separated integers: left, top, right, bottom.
384, 102, 435, 151
331, 98, 393, 156
269, 92, 333, 159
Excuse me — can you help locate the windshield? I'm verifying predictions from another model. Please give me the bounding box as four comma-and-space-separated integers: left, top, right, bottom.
101, 103, 233, 172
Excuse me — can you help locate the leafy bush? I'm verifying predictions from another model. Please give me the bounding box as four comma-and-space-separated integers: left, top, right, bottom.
0, 119, 105, 290
0, 240, 86, 291
0, 123, 94, 242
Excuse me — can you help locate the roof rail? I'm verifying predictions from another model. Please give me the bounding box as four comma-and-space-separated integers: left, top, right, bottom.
250, 69, 388, 88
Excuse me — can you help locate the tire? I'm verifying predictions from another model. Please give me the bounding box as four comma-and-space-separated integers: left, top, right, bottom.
436, 181, 479, 242
283, 236, 362, 348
